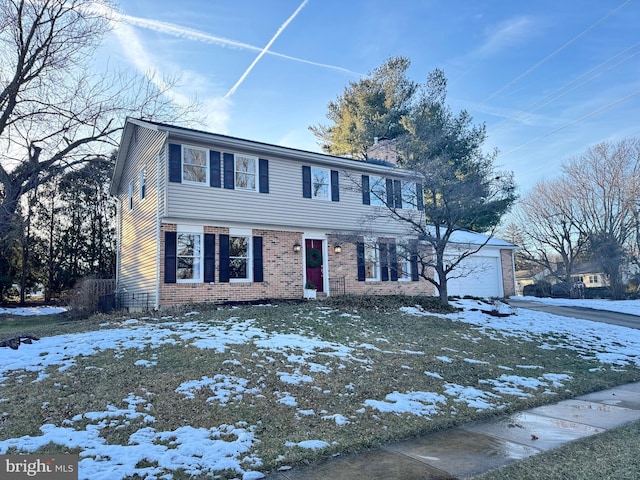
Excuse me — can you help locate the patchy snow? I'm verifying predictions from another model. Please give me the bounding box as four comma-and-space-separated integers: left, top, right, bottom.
0, 306, 67, 316
0, 299, 638, 479
518, 296, 640, 316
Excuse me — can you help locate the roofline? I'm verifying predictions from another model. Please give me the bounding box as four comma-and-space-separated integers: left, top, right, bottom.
128, 118, 420, 177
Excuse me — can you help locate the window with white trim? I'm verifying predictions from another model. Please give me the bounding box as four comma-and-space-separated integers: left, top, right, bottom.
128, 181, 134, 210
397, 245, 412, 280
311, 167, 330, 199
370, 176, 386, 206
183, 146, 208, 184
230, 235, 252, 280
364, 242, 380, 280
235, 154, 258, 191
401, 182, 417, 210
177, 232, 203, 282
139, 170, 146, 200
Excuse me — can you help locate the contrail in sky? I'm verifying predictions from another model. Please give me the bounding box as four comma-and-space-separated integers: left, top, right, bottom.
106, 6, 358, 77
225, 0, 308, 98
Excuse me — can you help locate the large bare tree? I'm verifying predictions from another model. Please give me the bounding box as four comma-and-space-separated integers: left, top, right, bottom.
0, 0, 195, 242
515, 177, 589, 284
517, 139, 640, 298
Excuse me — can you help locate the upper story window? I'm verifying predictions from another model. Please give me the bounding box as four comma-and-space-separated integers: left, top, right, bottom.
401, 182, 417, 210
311, 167, 330, 199
177, 231, 203, 282
128, 181, 134, 210
139, 170, 146, 200
369, 176, 386, 206
235, 155, 258, 191
183, 146, 208, 185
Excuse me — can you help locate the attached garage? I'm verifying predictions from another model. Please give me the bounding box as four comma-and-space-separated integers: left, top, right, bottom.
446, 255, 502, 298
435, 230, 518, 299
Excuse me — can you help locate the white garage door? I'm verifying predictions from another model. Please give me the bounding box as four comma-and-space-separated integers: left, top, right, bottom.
446, 256, 502, 298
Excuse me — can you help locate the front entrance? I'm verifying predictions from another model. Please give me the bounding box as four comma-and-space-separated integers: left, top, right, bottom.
305, 239, 324, 292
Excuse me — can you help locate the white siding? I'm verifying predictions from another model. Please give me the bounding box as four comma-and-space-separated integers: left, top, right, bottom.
166, 145, 421, 236
116, 126, 166, 298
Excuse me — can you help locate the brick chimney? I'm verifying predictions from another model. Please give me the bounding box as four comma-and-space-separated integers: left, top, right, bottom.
367, 137, 398, 166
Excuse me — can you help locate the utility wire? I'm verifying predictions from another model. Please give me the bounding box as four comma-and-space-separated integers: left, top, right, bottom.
498, 89, 640, 159
480, 0, 633, 105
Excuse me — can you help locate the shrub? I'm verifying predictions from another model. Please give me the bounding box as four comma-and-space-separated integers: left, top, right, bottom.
325, 294, 458, 314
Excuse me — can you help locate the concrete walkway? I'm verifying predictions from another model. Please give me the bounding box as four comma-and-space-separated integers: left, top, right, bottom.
265, 382, 640, 479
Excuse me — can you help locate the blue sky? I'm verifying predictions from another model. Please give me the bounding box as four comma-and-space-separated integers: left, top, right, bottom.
100, 0, 640, 193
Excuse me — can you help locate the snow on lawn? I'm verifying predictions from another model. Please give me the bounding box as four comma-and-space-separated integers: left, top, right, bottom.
0, 301, 639, 479
518, 296, 640, 316
0, 306, 67, 316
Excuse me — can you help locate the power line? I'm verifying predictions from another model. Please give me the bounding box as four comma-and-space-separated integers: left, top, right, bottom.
489, 40, 640, 135
498, 88, 640, 159
480, 0, 633, 105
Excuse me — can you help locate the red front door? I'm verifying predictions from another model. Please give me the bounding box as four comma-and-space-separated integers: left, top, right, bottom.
305, 239, 324, 292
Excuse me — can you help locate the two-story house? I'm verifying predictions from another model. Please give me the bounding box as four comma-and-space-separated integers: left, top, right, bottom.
110, 118, 516, 308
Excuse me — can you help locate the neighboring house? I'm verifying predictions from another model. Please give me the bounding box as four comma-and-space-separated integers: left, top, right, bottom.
110, 118, 516, 308
571, 262, 609, 288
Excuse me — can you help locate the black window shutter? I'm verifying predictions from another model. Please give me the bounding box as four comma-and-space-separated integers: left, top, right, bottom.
253, 236, 264, 282
259, 159, 269, 193
204, 234, 216, 282
210, 151, 221, 188
394, 180, 403, 209
219, 234, 230, 282
362, 175, 370, 205
168, 144, 182, 183
411, 251, 419, 281
357, 242, 366, 281
164, 231, 177, 283
380, 243, 389, 281
223, 153, 235, 189
389, 243, 398, 281
302, 166, 311, 198
416, 183, 424, 211
331, 170, 340, 201
385, 179, 394, 207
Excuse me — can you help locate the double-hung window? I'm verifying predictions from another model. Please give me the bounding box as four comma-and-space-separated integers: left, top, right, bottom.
311, 167, 330, 199
397, 245, 412, 280
229, 235, 252, 281
139, 170, 146, 200
364, 242, 380, 281
369, 176, 386, 206
401, 182, 417, 210
235, 155, 258, 191
128, 181, 134, 210
183, 146, 208, 184
177, 231, 203, 282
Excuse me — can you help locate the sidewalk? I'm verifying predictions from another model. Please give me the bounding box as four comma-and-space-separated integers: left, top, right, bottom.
265, 381, 640, 479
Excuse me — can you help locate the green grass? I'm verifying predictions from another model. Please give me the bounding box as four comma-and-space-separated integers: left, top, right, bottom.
471, 419, 640, 480
0, 297, 639, 479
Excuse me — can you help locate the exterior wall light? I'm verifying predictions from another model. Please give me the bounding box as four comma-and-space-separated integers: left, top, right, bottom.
334, 245, 342, 254
293, 243, 302, 253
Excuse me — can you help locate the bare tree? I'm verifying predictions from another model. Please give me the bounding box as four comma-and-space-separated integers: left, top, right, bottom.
517, 139, 640, 299
0, 0, 197, 242
515, 177, 589, 284
565, 139, 640, 298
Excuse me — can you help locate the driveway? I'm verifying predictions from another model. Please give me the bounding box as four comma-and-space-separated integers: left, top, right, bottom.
507, 298, 640, 330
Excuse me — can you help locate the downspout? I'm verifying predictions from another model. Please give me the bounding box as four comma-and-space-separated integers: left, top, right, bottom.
510, 249, 517, 297
154, 132, 169, 310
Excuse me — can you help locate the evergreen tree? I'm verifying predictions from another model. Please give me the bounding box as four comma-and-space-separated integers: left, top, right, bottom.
309, 56, 417, 159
